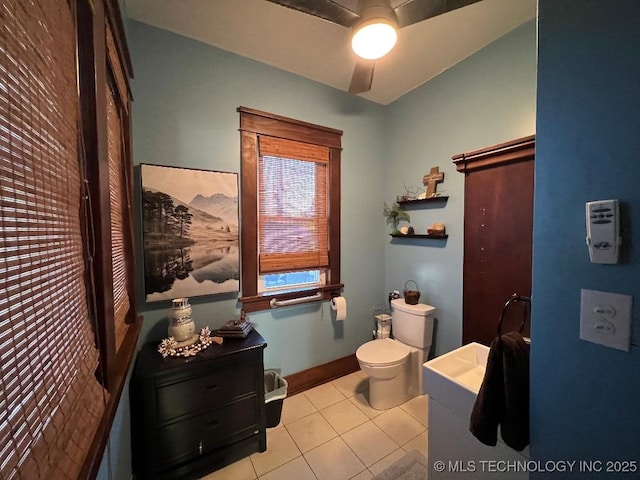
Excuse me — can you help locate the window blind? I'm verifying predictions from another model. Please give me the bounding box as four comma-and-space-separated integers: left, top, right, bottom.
0, 1, 106, 477
258, 137, 329, 273
106, 82, 130, 353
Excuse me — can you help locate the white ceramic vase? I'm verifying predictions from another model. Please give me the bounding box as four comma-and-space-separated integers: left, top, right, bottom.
168, 297, 195, 342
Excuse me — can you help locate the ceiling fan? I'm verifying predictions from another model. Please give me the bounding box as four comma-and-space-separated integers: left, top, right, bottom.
265, 0, 483, 94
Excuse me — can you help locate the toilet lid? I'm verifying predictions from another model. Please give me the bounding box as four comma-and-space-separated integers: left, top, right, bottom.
357, 339, 410, 367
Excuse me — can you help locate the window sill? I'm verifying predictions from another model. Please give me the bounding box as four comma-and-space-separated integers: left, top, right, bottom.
240, 284, 344, 313
81, 314, 142, 478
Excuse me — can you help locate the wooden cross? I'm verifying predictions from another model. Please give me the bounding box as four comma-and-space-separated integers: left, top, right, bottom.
423, 166, 445, 198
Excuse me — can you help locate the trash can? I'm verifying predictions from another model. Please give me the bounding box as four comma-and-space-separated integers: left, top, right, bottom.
264, 369, 288, 428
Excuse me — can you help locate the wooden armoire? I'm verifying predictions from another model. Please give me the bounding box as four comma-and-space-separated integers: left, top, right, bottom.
453, 135, 535, 346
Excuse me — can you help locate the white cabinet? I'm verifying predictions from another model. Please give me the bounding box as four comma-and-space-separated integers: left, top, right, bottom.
428, 398, 529, 479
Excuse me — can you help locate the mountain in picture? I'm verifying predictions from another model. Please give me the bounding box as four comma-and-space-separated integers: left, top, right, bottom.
190, 193, 238, 227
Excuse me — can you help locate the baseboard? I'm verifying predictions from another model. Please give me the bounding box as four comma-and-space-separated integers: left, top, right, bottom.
284, 354, 359, 396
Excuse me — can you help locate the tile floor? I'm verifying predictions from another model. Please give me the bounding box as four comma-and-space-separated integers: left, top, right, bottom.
202, 370, 429, 480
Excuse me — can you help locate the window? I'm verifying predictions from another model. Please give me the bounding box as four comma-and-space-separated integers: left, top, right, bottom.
238, 107, 343, 312
0, 0, 140, 477
0, 3, 105, 477
100, 16, 138, 375
258, 137, 328, 291
78, 0, 141, 475
261, 270, 322, 292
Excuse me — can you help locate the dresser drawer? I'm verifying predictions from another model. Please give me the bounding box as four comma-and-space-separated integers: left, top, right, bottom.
131, 331, 267, 479
156, 359, 257, 422
156, 394, 259, 468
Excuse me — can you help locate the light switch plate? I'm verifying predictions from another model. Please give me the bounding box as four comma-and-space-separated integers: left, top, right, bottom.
580, 289, 632, 352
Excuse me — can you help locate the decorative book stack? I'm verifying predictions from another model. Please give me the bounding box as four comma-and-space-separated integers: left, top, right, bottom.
216, 319, 254, 338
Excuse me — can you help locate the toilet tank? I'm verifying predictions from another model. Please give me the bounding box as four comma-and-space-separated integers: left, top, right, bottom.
391, 298, 436, 349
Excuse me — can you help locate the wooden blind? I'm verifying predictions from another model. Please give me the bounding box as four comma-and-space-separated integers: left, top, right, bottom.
106, 82, 130, 352
258, 137, 329, 273
0, 1, 106, 478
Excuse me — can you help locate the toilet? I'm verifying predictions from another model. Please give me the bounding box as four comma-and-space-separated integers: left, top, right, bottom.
356, 298, 435, 410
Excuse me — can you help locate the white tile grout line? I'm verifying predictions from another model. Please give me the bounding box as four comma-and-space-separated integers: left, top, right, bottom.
252, 377, 427, 479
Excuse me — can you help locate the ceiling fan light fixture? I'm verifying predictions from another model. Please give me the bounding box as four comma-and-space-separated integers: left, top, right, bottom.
351, 17, 398, 60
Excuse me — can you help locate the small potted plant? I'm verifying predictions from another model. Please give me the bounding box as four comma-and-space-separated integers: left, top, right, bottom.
396, 182, 420, 202
383, 202, 410, 234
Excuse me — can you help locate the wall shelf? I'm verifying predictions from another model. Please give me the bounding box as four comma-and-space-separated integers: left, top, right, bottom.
397, 196, 448, 206
390, 234, 448, 240
392, 196, 448, 242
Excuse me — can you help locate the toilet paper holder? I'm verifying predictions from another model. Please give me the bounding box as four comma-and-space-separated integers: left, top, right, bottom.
330, 295, 347, 321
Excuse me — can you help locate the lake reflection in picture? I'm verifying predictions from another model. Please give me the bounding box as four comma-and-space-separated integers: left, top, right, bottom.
140, 164, 239, 302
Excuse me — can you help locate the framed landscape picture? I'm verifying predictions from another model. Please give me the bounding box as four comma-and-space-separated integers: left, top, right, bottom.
140, 164, 239, 302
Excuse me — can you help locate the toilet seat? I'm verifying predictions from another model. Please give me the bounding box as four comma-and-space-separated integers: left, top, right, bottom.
356, 338, 410, 367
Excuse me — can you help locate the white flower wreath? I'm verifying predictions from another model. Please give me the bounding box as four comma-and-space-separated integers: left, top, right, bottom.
157, 326, 222, 358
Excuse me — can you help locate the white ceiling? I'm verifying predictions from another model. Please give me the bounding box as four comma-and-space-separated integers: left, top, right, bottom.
124, 0, 537, 105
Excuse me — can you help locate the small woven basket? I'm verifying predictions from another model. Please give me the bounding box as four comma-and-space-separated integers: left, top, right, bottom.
403, 280, 421, 305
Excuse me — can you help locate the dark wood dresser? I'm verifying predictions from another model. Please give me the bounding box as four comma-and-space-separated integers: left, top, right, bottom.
130, 330, 267, 479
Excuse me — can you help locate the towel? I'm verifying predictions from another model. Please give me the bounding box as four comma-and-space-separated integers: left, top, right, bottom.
469, 331, 530, 451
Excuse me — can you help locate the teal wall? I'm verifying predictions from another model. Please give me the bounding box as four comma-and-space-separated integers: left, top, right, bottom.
98, 14, 537, 479
383, 21, 537, 356
531, 1, 640, 476
129, 17, 537, 370
129, 21, 389, 373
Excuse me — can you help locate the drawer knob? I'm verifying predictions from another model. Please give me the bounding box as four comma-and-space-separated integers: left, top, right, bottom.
198, 441, 203, 455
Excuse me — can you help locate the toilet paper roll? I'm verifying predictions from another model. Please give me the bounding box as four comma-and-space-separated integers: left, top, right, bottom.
376, 325, 391, 339
331, 296, 347, 321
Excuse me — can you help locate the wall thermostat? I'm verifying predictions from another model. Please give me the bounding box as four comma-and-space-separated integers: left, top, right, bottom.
585, 199, 620, 264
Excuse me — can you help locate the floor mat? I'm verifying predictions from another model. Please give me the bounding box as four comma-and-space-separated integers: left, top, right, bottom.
374, 450, 428, 480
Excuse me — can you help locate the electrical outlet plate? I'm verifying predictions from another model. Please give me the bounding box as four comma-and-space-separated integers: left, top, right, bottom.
580, 289, 632, 352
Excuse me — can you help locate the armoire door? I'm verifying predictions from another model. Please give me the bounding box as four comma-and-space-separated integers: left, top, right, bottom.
453, 136, 535, 346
